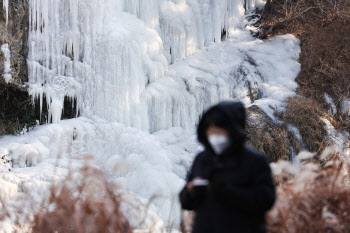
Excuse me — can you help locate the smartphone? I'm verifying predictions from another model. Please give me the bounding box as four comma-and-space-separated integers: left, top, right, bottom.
193, 179, 209, 186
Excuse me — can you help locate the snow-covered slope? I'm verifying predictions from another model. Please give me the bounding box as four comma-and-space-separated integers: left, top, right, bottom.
0, 0, 301, 231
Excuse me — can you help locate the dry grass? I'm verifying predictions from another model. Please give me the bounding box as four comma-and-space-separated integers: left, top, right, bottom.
247, 126, 290, 162
0, 158, 180, 233
180, 211, 194, 233
246, 105, 299, 162
267, 149, 350, 233
0, 159, 133, 233
282, 97, 329, 153
31, 162, 132, 233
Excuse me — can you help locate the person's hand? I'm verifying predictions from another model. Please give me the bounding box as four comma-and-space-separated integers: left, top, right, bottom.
209, 174, 227, 200
187, 177, 203, 192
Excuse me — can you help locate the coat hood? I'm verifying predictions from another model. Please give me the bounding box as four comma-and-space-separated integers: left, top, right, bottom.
197, 101, 246, 154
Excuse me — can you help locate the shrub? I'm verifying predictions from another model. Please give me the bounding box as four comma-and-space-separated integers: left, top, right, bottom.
267, 148, 350, 233
246, 105, 299, 162
260, 0, 350, 131
31, 162, 132, 233
283, 97, 329, 153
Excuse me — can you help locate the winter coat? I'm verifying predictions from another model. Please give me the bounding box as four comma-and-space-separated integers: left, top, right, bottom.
179, 101, 276, 233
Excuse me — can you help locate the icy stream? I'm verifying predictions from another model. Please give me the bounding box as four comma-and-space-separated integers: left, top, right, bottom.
1, 0, 301, 231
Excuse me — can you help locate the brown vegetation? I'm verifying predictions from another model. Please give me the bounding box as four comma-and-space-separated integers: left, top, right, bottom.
282, 97, 329, 153
0, 160, 133, 233
31, 163, 132, 233
180, 148, 350, 233
246, 105, 301, 162
259, 0, 350, 134
249, 126, 290, 161
267, 150, 350, 233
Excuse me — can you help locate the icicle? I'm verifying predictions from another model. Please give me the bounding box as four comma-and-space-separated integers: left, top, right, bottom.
48, 98, 63, 124
26, 0, 265, 128
1, 43, 12, 83
3, 0, 9, 26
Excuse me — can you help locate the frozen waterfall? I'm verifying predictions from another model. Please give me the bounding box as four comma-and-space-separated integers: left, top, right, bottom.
27, 0, 265, 130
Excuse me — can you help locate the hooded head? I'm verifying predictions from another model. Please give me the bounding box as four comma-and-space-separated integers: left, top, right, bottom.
197, 101, 246, 155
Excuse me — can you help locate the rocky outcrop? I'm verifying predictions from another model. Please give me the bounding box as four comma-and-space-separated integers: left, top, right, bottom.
246, 105, 301, 162
0, 0, 34, 135
0, 0, 29, 87
0, 1, 78, 135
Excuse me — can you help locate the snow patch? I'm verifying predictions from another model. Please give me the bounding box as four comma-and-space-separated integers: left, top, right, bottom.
297, 151, 315, 161
321, 118, 349, 154
341, 98, 350, 115
270, 160, 298, 177
324, 93, 337, 115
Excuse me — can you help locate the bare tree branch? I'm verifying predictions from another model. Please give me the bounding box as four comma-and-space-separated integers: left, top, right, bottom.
260, 6, 317, 38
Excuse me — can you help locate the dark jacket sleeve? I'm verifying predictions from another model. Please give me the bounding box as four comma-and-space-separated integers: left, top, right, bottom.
180, 186, 199, 210
212, 155, 276, 214
179, 154, 207, 210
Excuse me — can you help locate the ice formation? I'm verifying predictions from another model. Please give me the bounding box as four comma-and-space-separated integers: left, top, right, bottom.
0, 117, 200, 229
2, 0, 8, 26
1, 43, 12, 83
1, 0, 305, 231
27, 0, 267, 128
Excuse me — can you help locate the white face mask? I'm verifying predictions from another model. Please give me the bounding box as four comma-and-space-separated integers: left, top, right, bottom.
208, 134, 230, 155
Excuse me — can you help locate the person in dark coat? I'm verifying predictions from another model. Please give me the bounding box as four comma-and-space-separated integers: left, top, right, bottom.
179, 101, 276, 233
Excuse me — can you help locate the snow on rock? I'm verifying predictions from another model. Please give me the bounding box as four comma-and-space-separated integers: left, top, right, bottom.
1, 43, 12, 83
0, 142, 48, 169
148, 32, 301, 131
0, 148, 12, 172
243, 34, 300, 119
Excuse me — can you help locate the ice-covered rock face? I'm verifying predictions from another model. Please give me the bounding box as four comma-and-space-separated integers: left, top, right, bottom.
27, 0, 265, 128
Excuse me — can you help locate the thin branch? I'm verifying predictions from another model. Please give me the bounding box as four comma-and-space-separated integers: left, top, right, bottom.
261, 6, 318, 38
